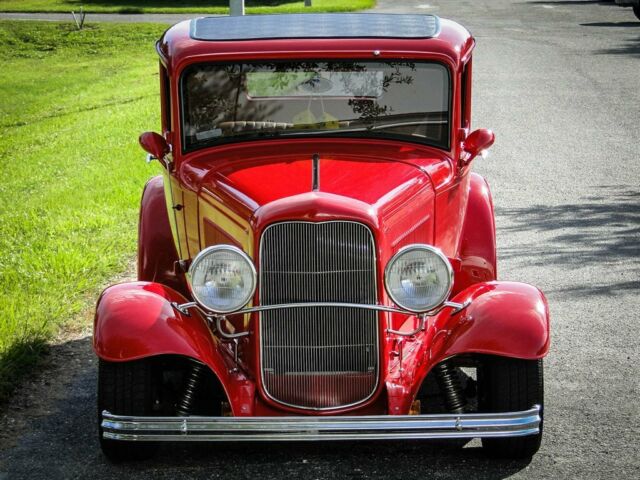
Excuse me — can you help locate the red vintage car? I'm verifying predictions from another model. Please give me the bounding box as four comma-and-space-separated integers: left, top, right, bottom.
93, 13, 550, 461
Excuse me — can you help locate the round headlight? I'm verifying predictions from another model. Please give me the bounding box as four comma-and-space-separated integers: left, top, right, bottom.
384, 245, 453, 313
188, 245, 257, 314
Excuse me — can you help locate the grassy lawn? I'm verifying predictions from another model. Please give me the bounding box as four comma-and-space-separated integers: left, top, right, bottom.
0, 0, 375, 14
0, 20, 167, 402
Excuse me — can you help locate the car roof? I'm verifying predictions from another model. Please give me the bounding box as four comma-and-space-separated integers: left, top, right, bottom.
157, 14, 474, 73
190, 13, 440, 41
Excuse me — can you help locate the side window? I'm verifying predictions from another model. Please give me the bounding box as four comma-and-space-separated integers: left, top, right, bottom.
460, 60, 472, 130
160, 64, 171, 132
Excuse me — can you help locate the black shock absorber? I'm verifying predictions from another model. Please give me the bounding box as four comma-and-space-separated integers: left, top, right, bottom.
176, 361, 205, 416
434, 361, 467, 414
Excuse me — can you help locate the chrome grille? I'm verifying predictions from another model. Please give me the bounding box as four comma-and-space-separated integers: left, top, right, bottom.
260, 221, 378, 410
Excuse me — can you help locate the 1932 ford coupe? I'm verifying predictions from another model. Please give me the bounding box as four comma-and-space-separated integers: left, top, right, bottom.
93, 13, 550, 460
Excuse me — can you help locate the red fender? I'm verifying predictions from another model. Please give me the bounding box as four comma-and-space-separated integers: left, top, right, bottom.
389, 281, 549, 414
93, 282, 256, 416
436, 281, 550, 360
137, 176, 188, 297
454, 173, 497, 294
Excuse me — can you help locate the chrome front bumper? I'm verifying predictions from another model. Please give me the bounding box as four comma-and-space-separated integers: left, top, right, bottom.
101, 405, 541, 442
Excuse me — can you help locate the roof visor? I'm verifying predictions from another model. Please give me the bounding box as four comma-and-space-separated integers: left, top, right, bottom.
190, 13, 441, 41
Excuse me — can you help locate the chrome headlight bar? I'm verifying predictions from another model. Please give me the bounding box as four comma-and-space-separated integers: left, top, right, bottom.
171, 299, 470, 338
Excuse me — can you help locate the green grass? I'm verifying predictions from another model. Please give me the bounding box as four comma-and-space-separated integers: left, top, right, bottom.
0, 0, 375, 14
0, 20, 167, 402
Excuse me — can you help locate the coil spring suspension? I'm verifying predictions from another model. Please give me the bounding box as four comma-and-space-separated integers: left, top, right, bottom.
176, 361, 204, 416
434, 362, 467, 414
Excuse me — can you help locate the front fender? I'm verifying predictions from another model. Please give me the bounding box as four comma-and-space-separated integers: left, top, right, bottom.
93, 282, 255, 416
138, 176, 187, 297
436, 281, 550, 361
454, 173, 497, 294
389, 281, 550, 414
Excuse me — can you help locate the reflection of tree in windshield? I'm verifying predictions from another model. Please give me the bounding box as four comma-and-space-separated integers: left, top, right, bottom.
347, 100, 390, 125
343, 62, 416, 126
184, 64, 281, 141
299, 74, 332, 94
182, 61, 448, 150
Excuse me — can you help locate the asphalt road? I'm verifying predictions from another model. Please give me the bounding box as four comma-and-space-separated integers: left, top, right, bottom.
1, 1, 639, 479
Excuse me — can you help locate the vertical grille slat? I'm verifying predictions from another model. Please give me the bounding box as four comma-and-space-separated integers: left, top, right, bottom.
260, 221, 378, 410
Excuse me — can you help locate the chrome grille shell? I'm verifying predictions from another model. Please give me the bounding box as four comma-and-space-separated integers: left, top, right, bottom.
259, 221, 379, 411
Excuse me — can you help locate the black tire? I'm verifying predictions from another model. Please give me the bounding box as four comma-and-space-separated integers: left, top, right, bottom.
98, 359, 158, 461
479, 357, 543, 459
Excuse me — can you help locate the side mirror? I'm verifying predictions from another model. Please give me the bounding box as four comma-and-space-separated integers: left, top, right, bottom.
462, 128, 495, 164
139, 131, 170, 162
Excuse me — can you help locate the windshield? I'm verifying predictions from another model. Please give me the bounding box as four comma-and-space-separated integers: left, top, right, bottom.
181, 61, 450, 152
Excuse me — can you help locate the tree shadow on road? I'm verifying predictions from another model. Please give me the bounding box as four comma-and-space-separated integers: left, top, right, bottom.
579, 20, 640, 58
0, 337, 48, 406
581, 21, 640, 27
527, 1, 615, 5
579, 18, 640, 57
497, 186, 639, 295
595, 34, 640, 56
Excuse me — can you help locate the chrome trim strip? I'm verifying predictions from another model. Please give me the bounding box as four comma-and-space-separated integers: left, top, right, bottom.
258, 220, 380, 411
215, 316, 250, 339
311, 153, 320, 191
101, 405, 541, 442
173, 299, 469, 319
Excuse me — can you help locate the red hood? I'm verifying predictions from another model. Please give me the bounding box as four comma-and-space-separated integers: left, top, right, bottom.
181, 138, 454, 248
